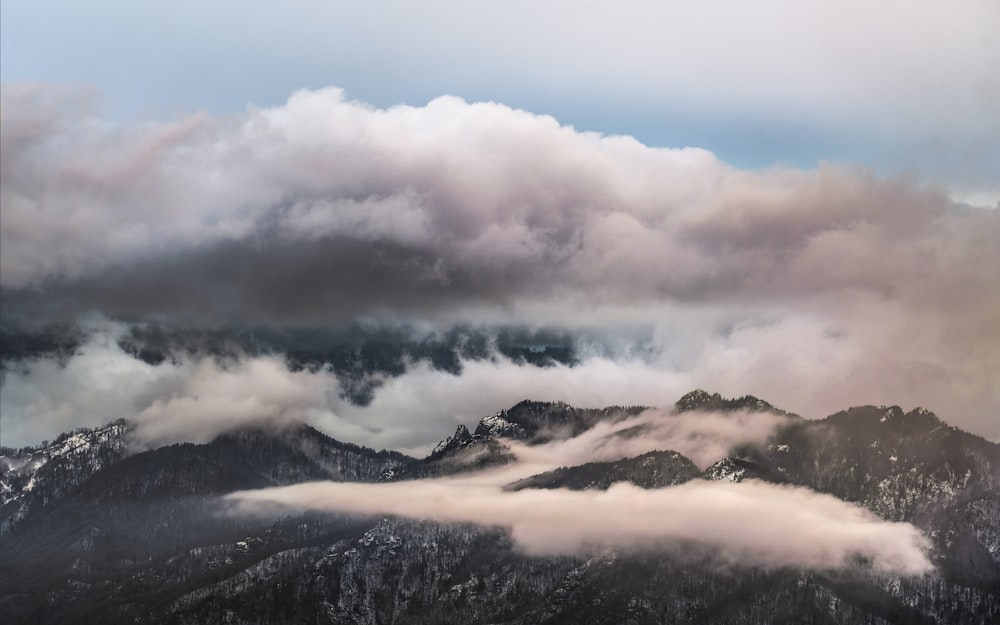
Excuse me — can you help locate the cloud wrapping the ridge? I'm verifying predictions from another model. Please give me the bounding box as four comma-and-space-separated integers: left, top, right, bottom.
1, 85, 998, 442
508, 409, 794, 470
225, 477, 933, 576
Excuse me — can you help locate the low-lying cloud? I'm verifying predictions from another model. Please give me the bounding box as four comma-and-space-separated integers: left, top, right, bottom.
2, 317, 997, 451
225, 477, 933, 575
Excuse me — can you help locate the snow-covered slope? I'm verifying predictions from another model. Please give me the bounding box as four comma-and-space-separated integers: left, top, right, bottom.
1, 420, 129, 530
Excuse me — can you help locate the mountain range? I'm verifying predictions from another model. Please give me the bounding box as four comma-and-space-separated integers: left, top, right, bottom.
1, 390, 998, 624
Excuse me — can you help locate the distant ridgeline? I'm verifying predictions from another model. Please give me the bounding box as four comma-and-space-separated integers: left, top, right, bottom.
1, 390, 998, 624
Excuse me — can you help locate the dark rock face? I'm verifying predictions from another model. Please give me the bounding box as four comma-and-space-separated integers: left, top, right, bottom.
1, 393, 998, 624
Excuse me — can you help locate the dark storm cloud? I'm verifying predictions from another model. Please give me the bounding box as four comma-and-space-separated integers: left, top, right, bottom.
1, 235, 549, 325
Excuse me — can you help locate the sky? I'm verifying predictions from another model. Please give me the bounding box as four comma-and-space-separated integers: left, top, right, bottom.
3, 0, 998, 203
1, 1, 999, 448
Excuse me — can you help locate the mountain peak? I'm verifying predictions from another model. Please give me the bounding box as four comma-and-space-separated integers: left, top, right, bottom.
489, 400, 646, 444
674, 390, 782, 415
474, 412, 526, 439
509, 399, 568, 412
675, 389, 721, 411
430, 424, 474, 457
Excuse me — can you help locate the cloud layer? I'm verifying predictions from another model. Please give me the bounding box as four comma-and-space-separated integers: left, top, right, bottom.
226, 477, 933, 576
1, 85, 998, 443
4, 85, 996, 311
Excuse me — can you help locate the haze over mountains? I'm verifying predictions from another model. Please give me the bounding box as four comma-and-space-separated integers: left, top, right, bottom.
1, 390, 997, 624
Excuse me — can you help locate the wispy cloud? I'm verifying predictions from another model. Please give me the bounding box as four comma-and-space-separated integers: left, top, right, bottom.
507, 409, 794, 471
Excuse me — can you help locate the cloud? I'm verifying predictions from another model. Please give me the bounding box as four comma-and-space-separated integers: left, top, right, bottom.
4, 2, 998, 198
1, 85, 998, 443
0, 320, 742, 453
225, 477, 933, 576
0, 320, 675, 451
5, 85, 994, 314
3, 315, 998, 451
0, 322, 328, 449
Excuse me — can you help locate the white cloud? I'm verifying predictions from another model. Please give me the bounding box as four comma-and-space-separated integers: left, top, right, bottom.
226, 477, 933, 575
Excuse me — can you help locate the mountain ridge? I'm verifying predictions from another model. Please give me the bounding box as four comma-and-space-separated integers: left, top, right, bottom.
1, 391, 998, 624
